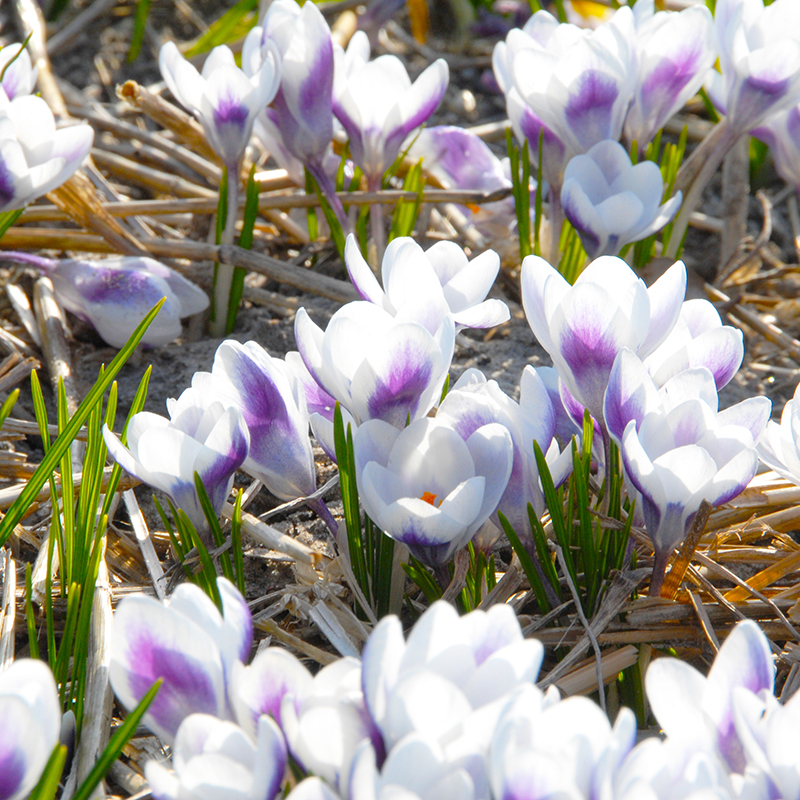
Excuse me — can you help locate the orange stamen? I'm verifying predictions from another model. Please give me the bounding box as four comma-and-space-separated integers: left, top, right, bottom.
420, 491, 438, 506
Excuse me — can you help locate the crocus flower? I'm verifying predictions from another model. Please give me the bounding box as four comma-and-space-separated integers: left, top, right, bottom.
751, 104, 800, 196
707, 0, 800, 134
109, 578, 253, 743
362, 601, 544, 752
0, 43, 37, 103
646, 619, 774, 772
492, 11, 580, 189
0, 95, 93, 212
344, 235, 509, 331
333, 31, 449, 189
280, 657, 378, 797
159, 41, 280, 172
294, 300, 455, 430
146, 713, 287, 800
242, 0, 336, 192
435, 367, 573, 537
103, 385, 249, 532
643, 298, 744, 391
511, 9, 636, 164
491, 687, 636, 800
1, 252, 208, 348
620, 384, 769, 593
0, 659, 60, 800
199, 340, 317, 500
350, 734, 481, 800
353, 416, 513, 567
561, 139, 682, 259
623, 1, 716, 151
756, 381, 800, 486
521, 253, 686, 432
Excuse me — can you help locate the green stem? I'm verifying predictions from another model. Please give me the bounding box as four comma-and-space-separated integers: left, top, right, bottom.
665, 120, 738, 259
211, 167, 240, 337
369, 176, 385, 269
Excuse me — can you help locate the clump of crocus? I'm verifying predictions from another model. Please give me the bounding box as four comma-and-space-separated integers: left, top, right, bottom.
1, 252, 208, 348
159, 41, 280, 336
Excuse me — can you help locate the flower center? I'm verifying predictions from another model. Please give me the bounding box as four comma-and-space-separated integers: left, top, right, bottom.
420, 491, 440, 507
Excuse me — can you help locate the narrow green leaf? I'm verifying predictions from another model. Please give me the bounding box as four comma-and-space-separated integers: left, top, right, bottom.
305, 169, 319, 241
194, 472, 234, 583
401, 556, 441, 603
0, 389, 18, 428
0, 208, 24, 240
184, 0, 259, 57
230, 489, 246, 595
127, 0, 152, 61
499, 511, 551, 613
0, 299, 166, 546
27, 744, 67, 800
25, 562, 38, 660
72, 680, 163, 800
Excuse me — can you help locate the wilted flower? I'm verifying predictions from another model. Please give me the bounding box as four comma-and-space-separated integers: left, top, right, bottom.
521, 253, 686, 432
333, 31, 448, 189
159, 41, 280, 172
0, 95, 93, 212
344, 235, 509, 331
353, 417, 513, 567
199, 340, 317, 500
146, 713, 287, 800
561, 139, 682, 259
109, 578, 252, 743
0, 659, 61, 800
623, 0, 716, 150
2, 252, 208, 349
294, 300, 454, 429
646, 619, 774, 772
0, 43, 37, 103
708, 0, 800, 133
103, 385, 249, 532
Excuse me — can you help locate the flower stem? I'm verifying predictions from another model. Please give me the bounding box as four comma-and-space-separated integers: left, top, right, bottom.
306, 496, 339, 539
308, 162, 350, 234
211, 167, 240, 338
664, 120, 738, 259
548, 188, 563, 268
368, 177, 385, 268
648, 548, 671, 597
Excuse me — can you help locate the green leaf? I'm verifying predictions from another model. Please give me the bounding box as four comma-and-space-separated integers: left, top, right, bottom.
194, 472, 234, 583
498, 511, 552, 613
72, 680, 163, 800
389, 158, 426, 241
24, 562, 38, 660
128, 0, 152, 61
0, 299, 166, 547
184, 0, 259, 58
27, 744, 67, 800
230, 489, 246, 595
0, 208, 24, 240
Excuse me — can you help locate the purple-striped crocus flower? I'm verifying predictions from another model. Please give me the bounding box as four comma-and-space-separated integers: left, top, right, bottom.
242, 1, 337, 199
0, 43, 37, 103
201, 340, 317, 501
708, 0, 800, 135
751, 104, 800, 197
109, 578, 252, 744
103, 385, 249, 533
1, 252, 208, 348
646, 619, 774, 773
159, 41, 280, 175
0, 659, 60, 800
757, 382, 800, 488
561, 139, 682, 259
510, 8, 636, 167
146, 713, 287, 800
333, 31, 448, 191
521, 253, 686, 435
491, 688, 636, 800
619, 379, 769, 594
353, 417, 513, 567
492, 11, 581, 191
0, 95, 92, 212
294, 299, 455, 430
362, 602, 543, 755
436, 367, 573, 539
344, 235, 509, 331
623, 0, 716, 152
